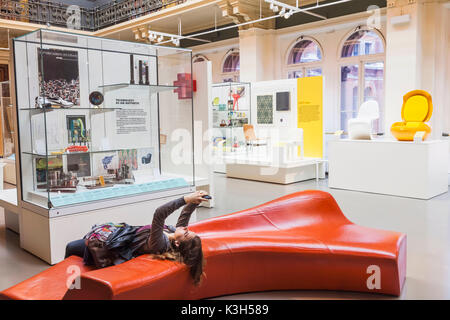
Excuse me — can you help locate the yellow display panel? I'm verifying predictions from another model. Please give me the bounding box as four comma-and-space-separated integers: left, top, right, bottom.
297, 76, 323, 158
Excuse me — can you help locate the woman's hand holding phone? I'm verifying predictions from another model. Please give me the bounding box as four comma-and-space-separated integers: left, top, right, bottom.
184, 191, 210, 205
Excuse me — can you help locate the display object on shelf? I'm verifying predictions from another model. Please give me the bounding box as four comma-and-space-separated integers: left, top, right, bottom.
13, 29, 195, 211
348, 100, 380, 140
89, 91, 104, 106
211, 82, 251, 153
391, 90, 433, 141
173, 73, 194, 99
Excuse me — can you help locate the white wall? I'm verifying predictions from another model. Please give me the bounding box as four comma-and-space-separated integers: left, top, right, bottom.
250, 79, 298, 133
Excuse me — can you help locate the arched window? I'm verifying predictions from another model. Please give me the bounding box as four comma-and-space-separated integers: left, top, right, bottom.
285, 37, 323, 79
341, 29, 384, 58
339, 28, 385, 135
222, 49, 240, 82
193, 54, 209, 63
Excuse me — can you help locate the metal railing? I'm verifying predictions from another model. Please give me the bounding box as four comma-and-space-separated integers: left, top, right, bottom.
0, 0, 186, 31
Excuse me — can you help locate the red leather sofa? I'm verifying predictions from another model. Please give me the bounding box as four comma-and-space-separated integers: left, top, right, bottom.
0, 190, 406, 300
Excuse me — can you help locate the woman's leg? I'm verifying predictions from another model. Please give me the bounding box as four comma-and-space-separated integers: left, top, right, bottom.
65, 239, 86, 259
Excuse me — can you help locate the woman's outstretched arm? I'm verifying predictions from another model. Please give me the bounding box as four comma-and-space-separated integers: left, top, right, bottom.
147, 197, 186, 253
176, 191, 209, 227
146, 191, 208, 253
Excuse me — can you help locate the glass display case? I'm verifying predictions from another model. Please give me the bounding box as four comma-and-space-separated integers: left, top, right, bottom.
13, 29, 194, 210
211, 82, 251, 153
0, 81, 14, 158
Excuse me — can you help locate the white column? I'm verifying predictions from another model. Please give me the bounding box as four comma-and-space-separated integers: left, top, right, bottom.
384, 0, 450, 140
384, 0, 423, 136
238, 28, 276, 82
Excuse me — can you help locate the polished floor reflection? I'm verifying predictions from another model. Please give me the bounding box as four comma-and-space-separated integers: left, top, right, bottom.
1, 174, 449, 299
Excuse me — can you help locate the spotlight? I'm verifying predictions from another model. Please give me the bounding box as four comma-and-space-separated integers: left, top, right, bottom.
172, 37, 180, 46
270, 2, 274, 10
279, 7, 286, 15
157, 35, 163, 42
284, 9, 294, 19
273, 5, 279, 12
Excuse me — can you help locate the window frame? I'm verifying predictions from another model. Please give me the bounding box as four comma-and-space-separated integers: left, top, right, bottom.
221, 48, 240, 82
193, 54, 209, 63
338, 27, 386, 134
285, 36, 324, 79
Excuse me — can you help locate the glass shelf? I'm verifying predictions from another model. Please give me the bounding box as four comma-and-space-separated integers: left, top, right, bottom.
48, 177, 189, 208
99, 83, 181, 93
20, 107, 122, 115
23, 147, 152, 157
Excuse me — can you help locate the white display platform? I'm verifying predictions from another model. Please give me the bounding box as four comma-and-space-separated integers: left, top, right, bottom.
213, 148, 248, 174
224, 153, 325, 184
0, 188, 19, 233
328, 139, 449, 199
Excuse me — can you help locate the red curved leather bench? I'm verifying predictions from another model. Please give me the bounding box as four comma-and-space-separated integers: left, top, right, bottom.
0, 191, 406, 300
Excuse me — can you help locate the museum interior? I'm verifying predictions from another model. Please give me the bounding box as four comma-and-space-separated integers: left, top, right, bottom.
0, 0, 449, 301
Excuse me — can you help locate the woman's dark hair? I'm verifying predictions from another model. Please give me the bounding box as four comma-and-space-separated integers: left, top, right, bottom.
177, 235, 205, 286
152, 235, 205, 286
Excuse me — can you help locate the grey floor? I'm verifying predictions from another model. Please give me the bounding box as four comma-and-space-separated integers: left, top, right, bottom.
1, 174, 450, 299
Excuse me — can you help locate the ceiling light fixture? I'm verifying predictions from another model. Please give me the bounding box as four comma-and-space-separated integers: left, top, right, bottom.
284, 9, 294, 19
265, 0, 334, 20
157, 0, 351, 45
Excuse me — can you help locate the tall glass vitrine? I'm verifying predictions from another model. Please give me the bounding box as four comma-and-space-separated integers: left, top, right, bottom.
211, 81, 251, 153
13, 29, 195, 212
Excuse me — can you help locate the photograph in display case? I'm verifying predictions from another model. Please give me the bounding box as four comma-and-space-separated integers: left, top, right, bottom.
137, 148, 154, 170
35, 156, 63, 185
92, 152, 118, 176
37, 48, 80, 108
66, 115, 87, 144
67, 153, 91, 178
118, 149, 138, 179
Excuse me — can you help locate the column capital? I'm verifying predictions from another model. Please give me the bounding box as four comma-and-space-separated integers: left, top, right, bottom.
218, 0, 275, 30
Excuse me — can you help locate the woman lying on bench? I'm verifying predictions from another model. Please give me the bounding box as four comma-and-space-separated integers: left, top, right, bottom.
65, 191, 209, 285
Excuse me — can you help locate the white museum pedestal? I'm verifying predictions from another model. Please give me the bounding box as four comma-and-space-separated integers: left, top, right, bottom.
224, 145, 325, 184
328, 139, 449, 199
0, 188, 19, 233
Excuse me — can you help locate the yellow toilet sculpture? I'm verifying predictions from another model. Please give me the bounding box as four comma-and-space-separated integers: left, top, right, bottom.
390, 90, 433, 141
